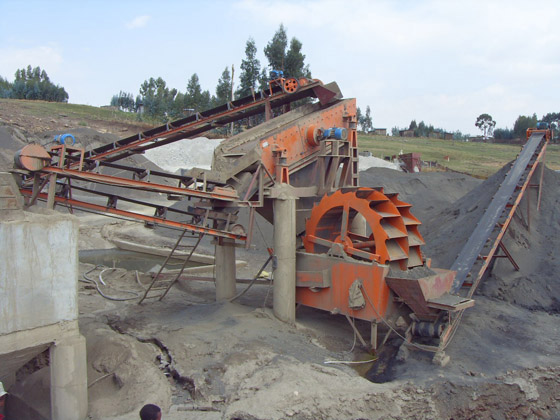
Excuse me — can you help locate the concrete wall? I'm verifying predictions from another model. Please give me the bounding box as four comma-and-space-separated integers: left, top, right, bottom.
0, 209, 79, 335
0, 207, 87, 419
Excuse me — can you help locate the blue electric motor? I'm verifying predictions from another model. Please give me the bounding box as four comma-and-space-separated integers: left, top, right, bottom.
54, 133, 76, 146
322, 127, 348, 140
269, 70, 284, 80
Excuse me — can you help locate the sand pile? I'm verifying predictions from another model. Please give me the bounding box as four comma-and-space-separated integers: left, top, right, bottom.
358, 155, 401, 171
419, 164, 511, 268
144, 137, 223, 173
360, 167, 481, 222
141, 138, 405, 174
0, 126, 29, 171
418, 163, 560, 312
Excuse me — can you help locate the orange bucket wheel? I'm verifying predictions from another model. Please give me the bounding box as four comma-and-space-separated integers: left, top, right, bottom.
303, 188, 425, 270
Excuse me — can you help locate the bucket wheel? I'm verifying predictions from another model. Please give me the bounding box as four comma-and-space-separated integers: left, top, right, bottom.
303, 188, 425, 270
283, 78, 299, 94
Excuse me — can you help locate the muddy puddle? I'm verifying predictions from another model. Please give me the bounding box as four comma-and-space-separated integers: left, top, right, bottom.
79, 248, 202, 273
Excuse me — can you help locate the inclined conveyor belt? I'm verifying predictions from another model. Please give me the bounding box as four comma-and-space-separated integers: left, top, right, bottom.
450, 132, 547, 293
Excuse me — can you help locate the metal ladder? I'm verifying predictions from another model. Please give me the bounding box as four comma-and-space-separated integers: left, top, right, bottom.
138, 232, 205, 303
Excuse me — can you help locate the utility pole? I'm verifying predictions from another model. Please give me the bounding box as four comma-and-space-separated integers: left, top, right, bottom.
230, 64, 234, 136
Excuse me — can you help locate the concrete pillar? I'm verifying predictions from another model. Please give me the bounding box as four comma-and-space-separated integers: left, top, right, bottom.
50, 335, 88, 420
215, 238, 236, 301
273, 193, 297, 323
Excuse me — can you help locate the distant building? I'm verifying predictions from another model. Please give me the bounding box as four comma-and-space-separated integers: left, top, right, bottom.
444, 132, 453, 140
469, 136, 486, 142
399, 129, 415, 137
372, 128, 387, 136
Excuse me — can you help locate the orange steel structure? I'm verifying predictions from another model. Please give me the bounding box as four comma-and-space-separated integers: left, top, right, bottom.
12, 77, 551, 357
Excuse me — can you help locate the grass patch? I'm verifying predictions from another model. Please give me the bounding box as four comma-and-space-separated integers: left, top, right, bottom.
358, 134, 560, 178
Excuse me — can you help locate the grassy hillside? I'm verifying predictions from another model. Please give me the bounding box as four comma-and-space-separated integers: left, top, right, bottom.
2, 99, 556, 179
0, 98, 143, 124
358, 134, 560, 178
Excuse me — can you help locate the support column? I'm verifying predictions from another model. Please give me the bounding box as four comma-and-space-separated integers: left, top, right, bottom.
215, 238, 236, 301
46, 173, 57, 209
273, 190, 297, 323
50, 334, 88, 420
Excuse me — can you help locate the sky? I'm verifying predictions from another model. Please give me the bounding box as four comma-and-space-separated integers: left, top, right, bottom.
1, 0, 559, 135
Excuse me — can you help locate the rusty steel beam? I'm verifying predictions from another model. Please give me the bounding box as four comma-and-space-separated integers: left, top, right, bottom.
38, 166, 239, 202
20, 190, 247, 241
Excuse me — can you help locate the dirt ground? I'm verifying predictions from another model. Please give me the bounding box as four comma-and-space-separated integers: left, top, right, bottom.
1, 111, 560, 419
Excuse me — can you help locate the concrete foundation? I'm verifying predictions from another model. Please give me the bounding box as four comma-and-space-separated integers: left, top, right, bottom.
215, 238, 237, 300
0, 179, 88, 420
272, 189, 297, 323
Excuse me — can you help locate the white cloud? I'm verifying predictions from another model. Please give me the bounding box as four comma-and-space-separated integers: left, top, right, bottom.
125, 15, 151, 29
0, 46, 63, 78
234, 0, 560, 132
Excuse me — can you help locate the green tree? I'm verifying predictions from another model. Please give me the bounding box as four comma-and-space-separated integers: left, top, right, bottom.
237, 38, 261, 98
9, 65, 68, 102
493, 127, 514, 140
362, 106, 373, 132
264, 24, 288, 72
356, 107, 363, 132
258, 68, 269, 91
263, 24, 311, 79
409, 120, 417, 130
475, 113, 496, 138
0, 75, 11, 98
542, 112, 560, 137
214, 67, 232, 106
416, 121, 427, 137
184, 73, 211, 112
184, 73, 202, 111
110, 91, 136, 112
285, 38, 310, 78
138, 77, 177, 121
513, 114, 538, 138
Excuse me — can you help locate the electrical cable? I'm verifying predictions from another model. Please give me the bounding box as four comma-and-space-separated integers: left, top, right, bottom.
81, 265, 139, 301
347, 314, 357, 353
262, 275, 274, 309
229, 254, 273, 302
88, 372, 114, 388
254, 216, 269, 250
252, 215, 276, 309
323, 358, 378, 365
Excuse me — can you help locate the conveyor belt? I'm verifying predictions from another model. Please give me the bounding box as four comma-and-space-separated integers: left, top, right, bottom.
84, 80, 337, 163
450, 132, 547, 293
